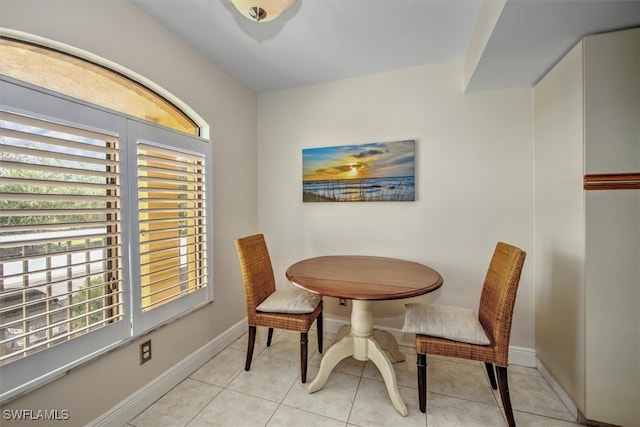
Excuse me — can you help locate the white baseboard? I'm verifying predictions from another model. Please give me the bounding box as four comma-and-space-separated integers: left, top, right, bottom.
90, 319, 246, 427
323, 316, 537, 368
508, 345, 536, 368
536, 358, 578, 420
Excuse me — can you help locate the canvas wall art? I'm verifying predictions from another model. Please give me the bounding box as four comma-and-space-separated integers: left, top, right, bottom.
302, 139, 416, 202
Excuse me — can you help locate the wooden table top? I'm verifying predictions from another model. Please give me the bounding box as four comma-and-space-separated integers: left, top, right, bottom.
286, 255, 443, 300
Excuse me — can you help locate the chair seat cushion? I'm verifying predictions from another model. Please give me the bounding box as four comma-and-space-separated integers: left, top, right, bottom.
402, 303, 490, 345
256, 289, 322, 314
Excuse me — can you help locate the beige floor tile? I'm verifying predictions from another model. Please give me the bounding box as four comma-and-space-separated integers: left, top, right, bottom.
283, 366, 360, 422
311, 337, 366, 377
503, 372, 575, 422
309, 346, 325, 368
333, 356, 366, 377
130, 378, 222, 427
426, 357, 497, 405
268, 404, 347, 427
309, 332, 334, 368
361, 350, 418, 389
190, 347, 245, 387
425, 392, 505, 426
514, 410, 581, 426
509, 364, 542, 377
261, 329, 321, 364
348, 378, 426, 426
229, 326, 276, 352
227, 354, 300, 402
187, 389, 278, 427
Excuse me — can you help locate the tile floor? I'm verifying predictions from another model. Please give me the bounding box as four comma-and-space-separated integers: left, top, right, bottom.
128, 327, 580, 427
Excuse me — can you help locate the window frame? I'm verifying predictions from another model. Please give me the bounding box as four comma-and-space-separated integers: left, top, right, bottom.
0, 34, 202, 138
127, 120, 212, 336
0, 76, 213, 403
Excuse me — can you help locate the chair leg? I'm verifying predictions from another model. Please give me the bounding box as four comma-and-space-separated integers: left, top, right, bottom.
496, 366, 516, 427
245, 325, 256, 371
317, 312, 323, 353
267, 328, 274, 347
300, 332, 308, 383
417, 353, 427, 413
485, 362, 498, 389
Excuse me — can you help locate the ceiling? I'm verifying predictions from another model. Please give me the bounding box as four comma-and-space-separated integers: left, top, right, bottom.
131, 0, 640, 93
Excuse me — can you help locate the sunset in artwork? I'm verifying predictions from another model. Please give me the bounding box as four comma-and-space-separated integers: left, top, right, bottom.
302, 140, 415, 202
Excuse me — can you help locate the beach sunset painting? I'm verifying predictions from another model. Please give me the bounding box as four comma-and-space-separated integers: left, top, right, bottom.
302, 139, 416, 202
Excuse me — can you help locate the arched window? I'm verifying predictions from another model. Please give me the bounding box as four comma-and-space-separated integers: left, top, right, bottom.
0, 37, 199, 136
0, 35, 212, 402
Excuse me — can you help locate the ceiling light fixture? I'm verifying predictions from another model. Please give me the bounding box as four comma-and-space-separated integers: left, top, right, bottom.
230, 0, 296, 23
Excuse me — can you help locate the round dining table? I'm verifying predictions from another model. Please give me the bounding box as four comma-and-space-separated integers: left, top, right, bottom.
286, 255, 443, 416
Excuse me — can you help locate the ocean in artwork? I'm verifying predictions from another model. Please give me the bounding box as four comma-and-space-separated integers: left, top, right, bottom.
302, 140, 416, 202
303, 176, 414, 202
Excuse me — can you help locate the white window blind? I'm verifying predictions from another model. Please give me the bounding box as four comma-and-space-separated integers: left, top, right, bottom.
0, 110, 123, 365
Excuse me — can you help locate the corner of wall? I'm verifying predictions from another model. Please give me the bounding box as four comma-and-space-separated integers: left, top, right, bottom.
463, 0, 506, 92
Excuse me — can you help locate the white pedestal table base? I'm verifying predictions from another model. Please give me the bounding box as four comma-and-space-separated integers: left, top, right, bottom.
307, 300, 409, 416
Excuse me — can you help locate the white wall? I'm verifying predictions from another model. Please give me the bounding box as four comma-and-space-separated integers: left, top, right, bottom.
0, 0, 258, 424
257, 60, 536, 349
533, 42, 586, 411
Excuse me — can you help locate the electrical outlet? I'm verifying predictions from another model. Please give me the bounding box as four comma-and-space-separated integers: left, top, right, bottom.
140, 340, 152, 365
339, 298, 347, 306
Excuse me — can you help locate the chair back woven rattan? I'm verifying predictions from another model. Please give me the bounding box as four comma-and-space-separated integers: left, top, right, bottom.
236, 233, 277, 326
235, 234, 323, 383
413, 242, 526, 426
477, 241, 526, 366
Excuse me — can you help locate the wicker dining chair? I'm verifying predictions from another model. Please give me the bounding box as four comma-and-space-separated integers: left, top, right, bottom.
235, 234, 323, 383
402, 242, 526, 426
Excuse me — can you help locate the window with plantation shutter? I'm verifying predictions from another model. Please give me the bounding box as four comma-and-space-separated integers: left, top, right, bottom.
0, 75, 211, 403
0, 110, 124, 365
